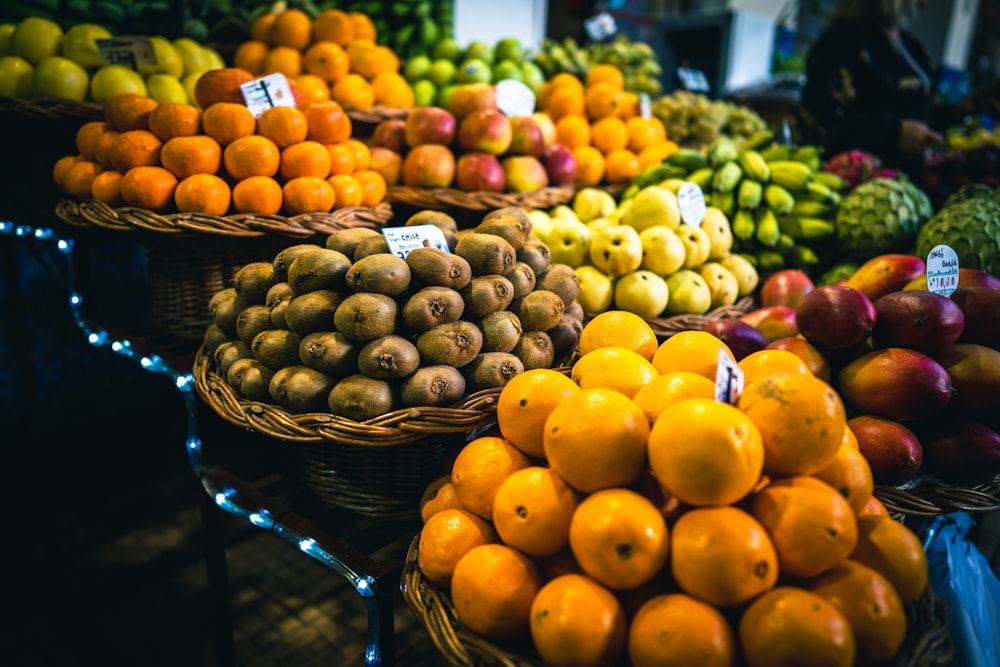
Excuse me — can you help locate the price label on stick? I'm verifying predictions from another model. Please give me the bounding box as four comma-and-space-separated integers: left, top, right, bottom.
714, 348, 744, 405
677, 182, 706, 227
495, 79, 536, 117
926, 244, 959, 296
96, 36, 156, 68
240, 73, 296, 118
382, 224, 451, 259
584, 11, 618, 41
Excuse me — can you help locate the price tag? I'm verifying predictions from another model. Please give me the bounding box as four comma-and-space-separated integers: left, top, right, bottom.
495, 79, 536, 117
639, 93, 651, 120
96, 36, 157, 68
677, 182, 706, 227
382, 224, 451, 258
240, 73, 296, 118
714, 348, 744, 405
584, 11, 617, 41
677, 67, 710, 93
926, 244, 959, 296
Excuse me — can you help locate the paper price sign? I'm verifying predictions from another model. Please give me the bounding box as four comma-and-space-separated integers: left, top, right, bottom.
240, 73, 296, 118
678, 182, 707, 227
926, 244, 959, 296
714, 348, 744, 405
383, 224, 451, 259
639, 93, 651, 120
584, 11, 617, 41
97, 37, 156, 68
495, 79, 536, 118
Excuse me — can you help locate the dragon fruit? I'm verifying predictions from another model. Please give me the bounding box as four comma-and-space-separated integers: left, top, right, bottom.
823, 150, 883, 192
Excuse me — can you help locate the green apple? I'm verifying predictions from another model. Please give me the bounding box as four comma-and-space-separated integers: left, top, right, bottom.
432, 37, 462, 63
701, 207, 734, 260
412, 78, 436, 107
547, 217, 592, 267
90, 64, 147, 103
11, 17, 64, 66
664, 269, 712, 315
699, 262, 740, 308
622, 184, 681, 232
172, 37, 210, 76
0, 24, 16, 57
427, 58, 456, 87
494, 37, 525, 64
572, 187, 616, 223
465, 40, 493, 64
676, 223, 711, 269
589, 224, 643, 277
435, 83, 459, 109
520, 61, 546, 94
639, 225, 686, 276
0, 55, 33, 98
456, 58, 491, 85
145, 73, 188, 104
719, 253, 760, 296
492, 60, 522, 83
404, 54, 432, 82
61, 23, 112, 70
33, 56, 88, 101
614, 269, 670, 318
575, 264, 614, 315
549, 204, 580, 224
137, 36, 184, 78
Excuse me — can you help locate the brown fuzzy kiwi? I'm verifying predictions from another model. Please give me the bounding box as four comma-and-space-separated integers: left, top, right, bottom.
475, 212, 529, 250
203, 323, 230, 355
516, 238, 551, 276
454, 232, 516, 276
333, 292, 398, 342
211, 288, 247, 338
462, 352, 525, 392
268, 365, 337, 413
416, 320, 483, 368
506, 261, 537, 298
265, 282, 294, 308
510, 290, 565, 333
564, 300, 585, 322
226, 356, 258, 390
406, 209, 459, 233
232, 261, 277, 305
236, 304, 274, 348
298, 331, 359, 377
325, 227, 382, 258
286, 248, 352, 294
345, 253, 412, 295
401, 365, 467, 407
536, 263, 581, 307
327, 374, 399, 421
269, 298, 290, 329
251, 329, 303, 371
357, 334, 421, 379
227, 358, 276, 403
284, 290, 345, 336
401, 286, 465, 332
511, 330, 555, 370
478, 310, 523, 353
460, 274, 515, 319
272, 243, 322, 282
547, 314, 583, 362
214, 340, 252, 378
353, 234, 390, 261
405, 246, 472, 290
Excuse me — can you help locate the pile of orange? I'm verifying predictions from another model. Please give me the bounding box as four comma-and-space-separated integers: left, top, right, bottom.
231, 7, 414, 110
535, 65, 679, 187
417, 312, 928, 667
52, 92, 387, 216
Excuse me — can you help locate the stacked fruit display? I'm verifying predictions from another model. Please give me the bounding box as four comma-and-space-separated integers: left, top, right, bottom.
205, 208, 585, 416
531, 34, 662, 97
338, 0, 455, 61
415, 311, 930, 667
650, 89, 769, 150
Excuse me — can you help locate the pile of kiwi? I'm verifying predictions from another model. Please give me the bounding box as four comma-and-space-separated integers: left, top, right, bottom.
203, 207, 584, 421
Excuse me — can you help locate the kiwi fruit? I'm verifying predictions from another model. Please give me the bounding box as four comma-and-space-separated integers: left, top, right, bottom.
268, 365, 337, 413
357, 335, 421, 379
284, 290, 345, 336
232, 261, 277, 305
327, 374, 399, 421
460, 274, 515, 319
511, 290, 566, 333
475, 212, 529, 250
272, 243, 322, 282
462, 352, 525, 392
536, 264, 582, 307
564, 300, 585, 322
401, 365, 467, 407
406, 209, 459, 233
547, 315, 583, 362
345, 253, 412, 295
236, 304, 274, 348
416, 320, 483, 368
211, 287, 247, 338
454, 232, 516, 276
353, 234, 390, 260
227, 358, 276, 403
265, 281, 294, 307
506, 261, 537, 299
203, 323, 230, 354
325, 227, 382, 258
401, 286, 465, 332
251, 329, 303, 371
286, 248, 352, 294
226, 356, 257, 390
214, 340, 252, 378
405, 246, 473, 290
511, 330, 555, 370
298, 331, 359, 377
516, 238, 552, 276
333, 292, 398, 342
269, 298, 290, 329
478, 310, 523, 353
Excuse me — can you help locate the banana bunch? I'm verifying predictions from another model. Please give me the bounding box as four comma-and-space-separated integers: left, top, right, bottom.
339, 0, 453, 59
531, 34, 662, 96
650, 90, 769, 150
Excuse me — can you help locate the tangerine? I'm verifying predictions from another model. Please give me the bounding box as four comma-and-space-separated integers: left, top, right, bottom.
281, 175, 335, 214
119, 166, 178, 211
201, 102, 256, 147
223, 135, 280, 180
570, 346, 658, 399
450, 435, 531, 520
492, 466, 580, 558
631, 371, 717, 425
451, 543, 541, 641
231, 175, 283, 215
159, 134, 222, 179
530, 573, 627, 667
652, 330, 735, 380
628, 593, 737, 667
496, 367, 580, 458
850, 515, 928, 604
173, 173, 231, 216
578, 310, 658, 360
417, 507, 498, 588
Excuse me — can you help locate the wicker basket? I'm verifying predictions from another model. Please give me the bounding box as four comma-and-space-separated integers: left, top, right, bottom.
388, 185, 575, 214
0, 96, 104, 121
634, 295, 757, 340
401, 533, 953, 667
874, 477, 1000, 517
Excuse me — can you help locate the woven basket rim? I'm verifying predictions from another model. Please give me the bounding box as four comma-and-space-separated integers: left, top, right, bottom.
633, 295, 756, 338
874, 476, 1000, 516
345, 105, 411, 124
0, 96, 104, 120
387, 185, 575, 212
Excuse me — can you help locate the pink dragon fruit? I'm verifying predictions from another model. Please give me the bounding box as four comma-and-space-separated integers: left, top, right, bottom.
822, 150, 883, 192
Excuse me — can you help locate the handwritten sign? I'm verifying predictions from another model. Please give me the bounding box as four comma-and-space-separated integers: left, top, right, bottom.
584, 11, 617, 41
240, 73, 296, 118
678, 182, 707, 227
926, 244, 959, 296
714, 348, 744, 404
495, 79, 536, 117
383, 224, 451, 258
96, 37, 156, 68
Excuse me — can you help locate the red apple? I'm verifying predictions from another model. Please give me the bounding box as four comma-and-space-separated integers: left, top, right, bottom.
369, 147, 403, 186
372, 118, 407, 153
760, 269, 814, 309
542, 143, 578, 187
447, 82, 498, 120
501, 155, 548, 192
402, 144, 455, 188
532, 111, 557, 145
456, 152, 505, 192
404, 106, 456, 148
507, 115, 546, 157
457, 108, 512, 156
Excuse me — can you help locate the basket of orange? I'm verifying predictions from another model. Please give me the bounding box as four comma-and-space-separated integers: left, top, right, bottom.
401, 319, 953, 667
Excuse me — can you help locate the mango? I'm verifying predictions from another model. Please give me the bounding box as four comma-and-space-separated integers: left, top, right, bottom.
844, 253, 925, 302
796, 284, 875, 350
950, 286, 1000, 350
904, 267, 1000, 292
765, 336, 831, 383
848, 415, 923, 486
739, 305, 799, 342
838, 348, 953, 422
872, 290, 965, 354
933, 343, 1000, 425
918, 419, 1000, 486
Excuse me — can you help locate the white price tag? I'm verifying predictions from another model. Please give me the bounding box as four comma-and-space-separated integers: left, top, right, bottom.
96, 36, 156, 67
677, 182, 706, 227
240, 73, 296, 118
639, 93, 651, 120
495, 79, 536, 117
926, 244, 959, 296
714, 348, 744, 405
584, 11, 618, 41
383, 224, 451, 258
677, 67, 710, 93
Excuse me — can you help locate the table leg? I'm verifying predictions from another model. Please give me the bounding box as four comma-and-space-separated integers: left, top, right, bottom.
198, 485, 237, 667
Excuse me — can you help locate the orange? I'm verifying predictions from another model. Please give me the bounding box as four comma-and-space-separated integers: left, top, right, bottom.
546, 85, 586, 121
737, 348, 812, 387
750, 475, 858, 579
147, 102, 202, 142
353, 169, 387, 207
766, 336, 832, 383
341, 138, 371, 170
450, 435, 532, 520
554, 114, 592, 150
231, 175, 283, 215
302, 100, 352, 144
193, 67, 256, 111
586, 64, 625, 90
626, 116, 667, 153
568, 488, 669, 591
119, 166, 178, 211
592, 116, 629, 154
651, 330, 735, 380
223, 135, 280, 180
739, 586, 855, 667
850, 515, 928, 604
52, 154, 82, 191
279, 140, 332, 180
89, 169, 123, 207
76, 121, 109, 161
417, 507, 497, 588
232, 40, 269, 75
637, 141, 679, 170
543, 387, 649, 493
349, 12, 377, 41
262, 44, 302, 78
94, 129, 121, 168
648, 397, 764, 507
159, 134, 222, 179
327, 173, 363, 208
104, 92, 158, 131
632, 371, 717, 426
570, 347, 658, 399
348, 42, 399, 79
281, 175, 335, 215
249, 13, 276, 43
808, 561, 907, 666
604, 148, 640, 184
313, 9, 354, 46
294, 73, 332, 105
419, 473, 464, 523
572, 145, 605, 187
268, 8, 312, 50
173, 173, 231, 216
61, 160, 103, 200
584, 82, 623, 120
201, 102, 256, 147
371, 71, 414, 108
578, 310, 658, 360
257, 105, 309, 149
616, 91, 640, 119
813, 442, 874, 514
669, 505, 779, 608
530, 573, 627, 667
841, 422, 860, 449
450, 543, 542, 641
332, 73, 375, 109
108, 129, 163, 172
737, 372, 846, 476
303, 41, 349, 82
327, 143, 357, 176
628, 593, 737, 667
496, 367, 581, 458
492, 466, 580, 558
544, 73, 584, 102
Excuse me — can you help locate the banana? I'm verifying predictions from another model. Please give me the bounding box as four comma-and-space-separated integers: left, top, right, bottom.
732, 209, 756, 241
667, 148, 710, 172
708, 137, 739, 166
795, 217, 836, 240
812, 171, 845, 192
685, 167, 715, 192
757, 250, 786, 271
791, 145, 823, 171
790, 200, 831, 217
754, 208, 781, 247
767, 161, 814, 192
738, 130, 775, 154
777, 234, 797, 253
738, 149, 770, 182
625, 162, 689, 198
737, 179, 763, 209
712, 161, 743, 193
805, 181, 837, 204
710, 190, 735, 218
793, 245, 821, 267
763, 184, 796, 215
760, 145, 792, 162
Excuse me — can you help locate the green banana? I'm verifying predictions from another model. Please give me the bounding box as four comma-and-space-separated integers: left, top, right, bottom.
738, 149, 770, 182
708, 137, 739, 166
757, 251, 786, 271
760, 145, 792, 162
685, 167, 715, 192
754, 208, 782, 247
713, 161, 743, 193
737, 179, 763, 209
791, 200, 831, 217
767, 161, 814, 192
625, 162, 689, 198
710, 190, 735, 218
739, 129, 775, 154
812, 171, 845, 192
777, 233, 797, 253
732, 209, 756, 241
805, 181, 837, 204
795, 217, 836, 240
763, 184, 796, 215
667, 148, 709, 172
791, 145, 823, 171
793, 245, 820, 267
